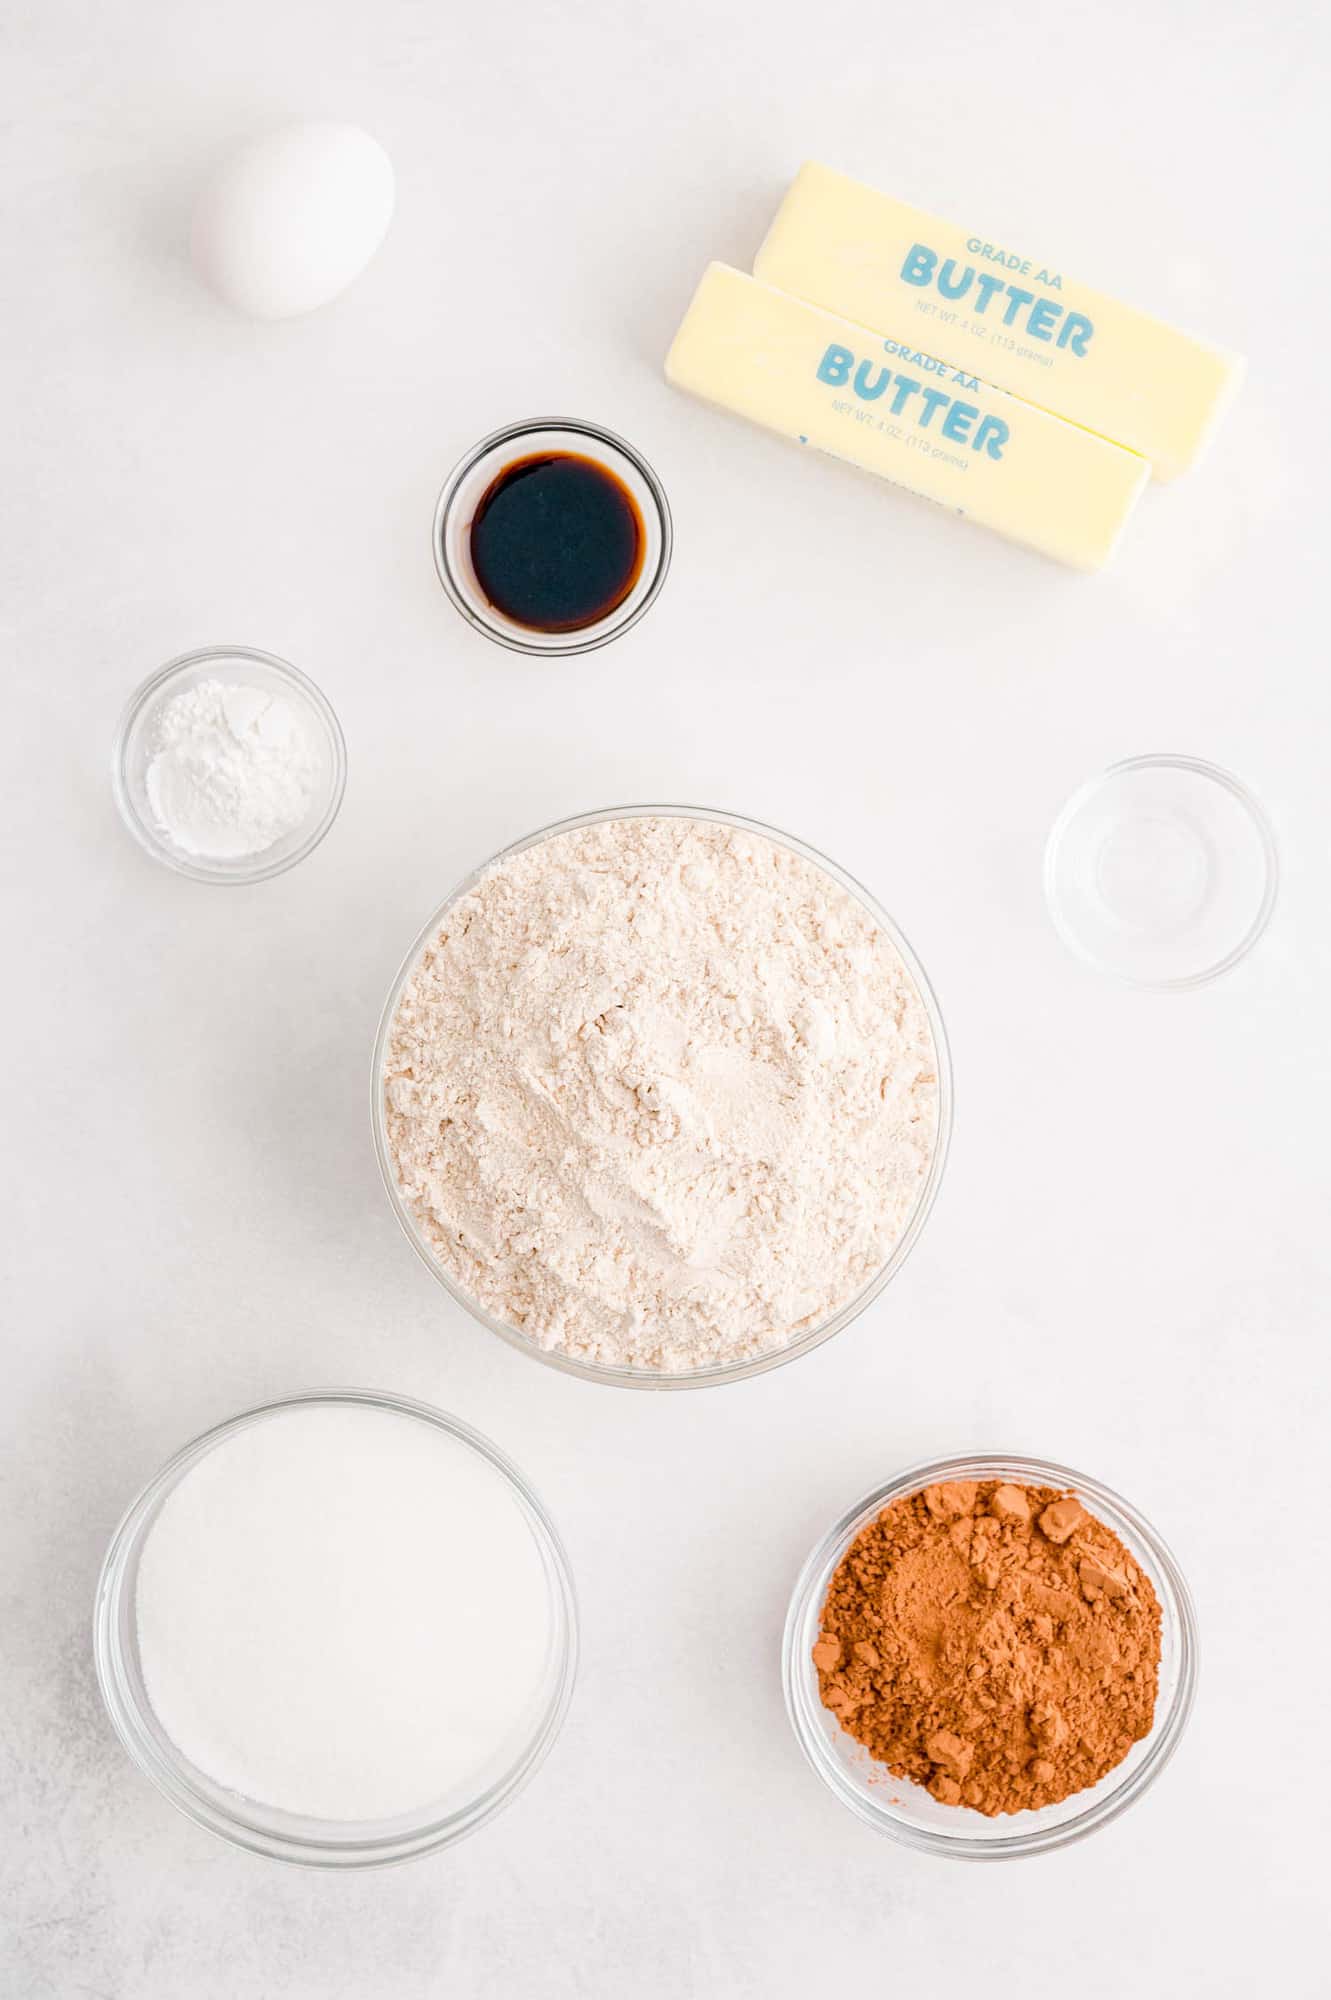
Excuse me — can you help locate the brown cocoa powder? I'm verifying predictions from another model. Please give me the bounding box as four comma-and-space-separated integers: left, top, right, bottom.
814, 1479, 1162, 1816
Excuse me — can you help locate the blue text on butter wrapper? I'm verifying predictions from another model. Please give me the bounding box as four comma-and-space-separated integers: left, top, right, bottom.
899, 244, 1094, 355
815, 345, 1009, 458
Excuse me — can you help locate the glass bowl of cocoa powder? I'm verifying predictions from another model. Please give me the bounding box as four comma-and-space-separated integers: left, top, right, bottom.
782, 1453, 1197, 1858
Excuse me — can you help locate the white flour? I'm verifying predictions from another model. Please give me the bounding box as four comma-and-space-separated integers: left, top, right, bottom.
135, 1403, 551, 1822
384, 816, 940, 1371
144, 677, 318, 858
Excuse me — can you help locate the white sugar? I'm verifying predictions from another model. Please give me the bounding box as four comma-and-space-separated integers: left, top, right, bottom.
135, 1404, 552, 1822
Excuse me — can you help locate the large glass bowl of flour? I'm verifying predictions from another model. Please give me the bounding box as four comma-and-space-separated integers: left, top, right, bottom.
373, 806, 952, 1388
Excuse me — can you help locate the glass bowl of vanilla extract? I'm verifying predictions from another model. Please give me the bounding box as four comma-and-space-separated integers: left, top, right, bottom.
433, 419, 672, 656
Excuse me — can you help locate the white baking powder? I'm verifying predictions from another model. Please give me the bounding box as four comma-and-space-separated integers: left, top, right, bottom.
144, 677, 319, 859
135, 1403, 552, 1822
384, 816, 940, 1371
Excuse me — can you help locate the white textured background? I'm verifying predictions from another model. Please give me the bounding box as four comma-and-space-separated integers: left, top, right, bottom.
3, 1, 1329, 1994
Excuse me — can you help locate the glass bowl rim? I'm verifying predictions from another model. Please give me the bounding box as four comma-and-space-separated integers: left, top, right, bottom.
371, 802, 953, 1391
111, 644, 348, 885
1043, 751, 1279, 991
431, 417, 673, 657
782, 1449, 1198, 1860
92, 1387, 579, 1869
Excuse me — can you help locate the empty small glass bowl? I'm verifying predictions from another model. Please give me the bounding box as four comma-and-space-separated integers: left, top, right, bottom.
93, 1390, 578, 1868
112, 646, 347, 884
372, 804, 952, 1390
783, 1452, 1197, 1859
1044, 754, 1277, 988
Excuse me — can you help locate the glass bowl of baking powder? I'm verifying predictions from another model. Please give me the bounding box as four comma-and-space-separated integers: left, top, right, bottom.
112, 645, 346, 885
372, 804, 952, 1390
783, 1452, 1198, 1859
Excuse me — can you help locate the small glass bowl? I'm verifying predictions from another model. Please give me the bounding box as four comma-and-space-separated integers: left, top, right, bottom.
783, 1452, 1197, 1860
93, 1389, 578, 1868
432, 419, 672, 656
1044, 754, 1278, 989
372, 804, 952, 1391
112, 646, 347, 884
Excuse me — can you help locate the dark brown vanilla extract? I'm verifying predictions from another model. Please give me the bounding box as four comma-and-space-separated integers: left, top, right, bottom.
468, 453, 644, 634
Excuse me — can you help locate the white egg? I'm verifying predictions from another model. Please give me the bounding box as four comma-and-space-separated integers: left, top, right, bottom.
191, 122, 395, 320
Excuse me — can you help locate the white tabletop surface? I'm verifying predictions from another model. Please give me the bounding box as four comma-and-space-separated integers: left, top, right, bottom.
4, 1, 1329, 1993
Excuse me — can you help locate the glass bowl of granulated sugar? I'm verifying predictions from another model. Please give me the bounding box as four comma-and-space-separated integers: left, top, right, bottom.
373, 805, 952, 1389
94, 1391, 577, 1866
113, 645, 346, 884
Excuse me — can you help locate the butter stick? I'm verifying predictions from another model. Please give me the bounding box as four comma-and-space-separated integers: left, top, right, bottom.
665, 263, 1148, 570
754, 162, 1243, 481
